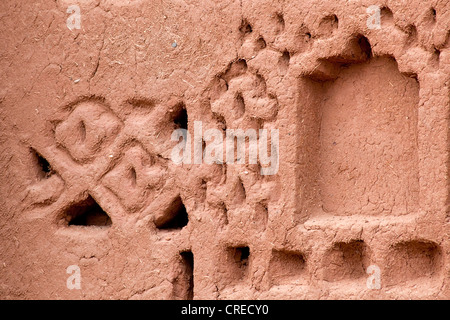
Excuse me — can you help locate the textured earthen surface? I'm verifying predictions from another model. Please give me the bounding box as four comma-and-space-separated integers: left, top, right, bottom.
0, 0, 449, 299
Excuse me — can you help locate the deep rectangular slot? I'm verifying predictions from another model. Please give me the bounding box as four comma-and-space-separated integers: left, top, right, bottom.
172, 251, 194, 300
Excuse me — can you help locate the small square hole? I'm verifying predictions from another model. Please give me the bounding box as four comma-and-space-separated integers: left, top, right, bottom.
234, 246, 250, 265
227, 246, 250, 273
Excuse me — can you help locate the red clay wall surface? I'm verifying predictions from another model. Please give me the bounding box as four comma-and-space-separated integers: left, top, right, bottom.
0, 0, 449, 299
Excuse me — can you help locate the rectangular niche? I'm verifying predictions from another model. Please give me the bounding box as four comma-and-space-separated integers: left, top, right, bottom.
268, 249, 307, 285
297, 53, 419, 217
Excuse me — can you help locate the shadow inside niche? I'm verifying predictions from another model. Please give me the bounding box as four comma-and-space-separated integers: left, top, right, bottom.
30, 148, 54, 180
224, 246, 250, 282
172, 251, 194, 300
154, 196, 189, 230
60, 195, 112, 227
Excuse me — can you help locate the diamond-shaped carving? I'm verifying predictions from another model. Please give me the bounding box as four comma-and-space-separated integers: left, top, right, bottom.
55, 100, 122, 162
102, 143, 166, 212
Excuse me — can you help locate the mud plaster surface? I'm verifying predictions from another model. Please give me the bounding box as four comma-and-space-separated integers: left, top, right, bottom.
0, 0, 449, 299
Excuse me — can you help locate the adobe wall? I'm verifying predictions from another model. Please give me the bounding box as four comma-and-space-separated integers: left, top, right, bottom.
0, 0, 449, 299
